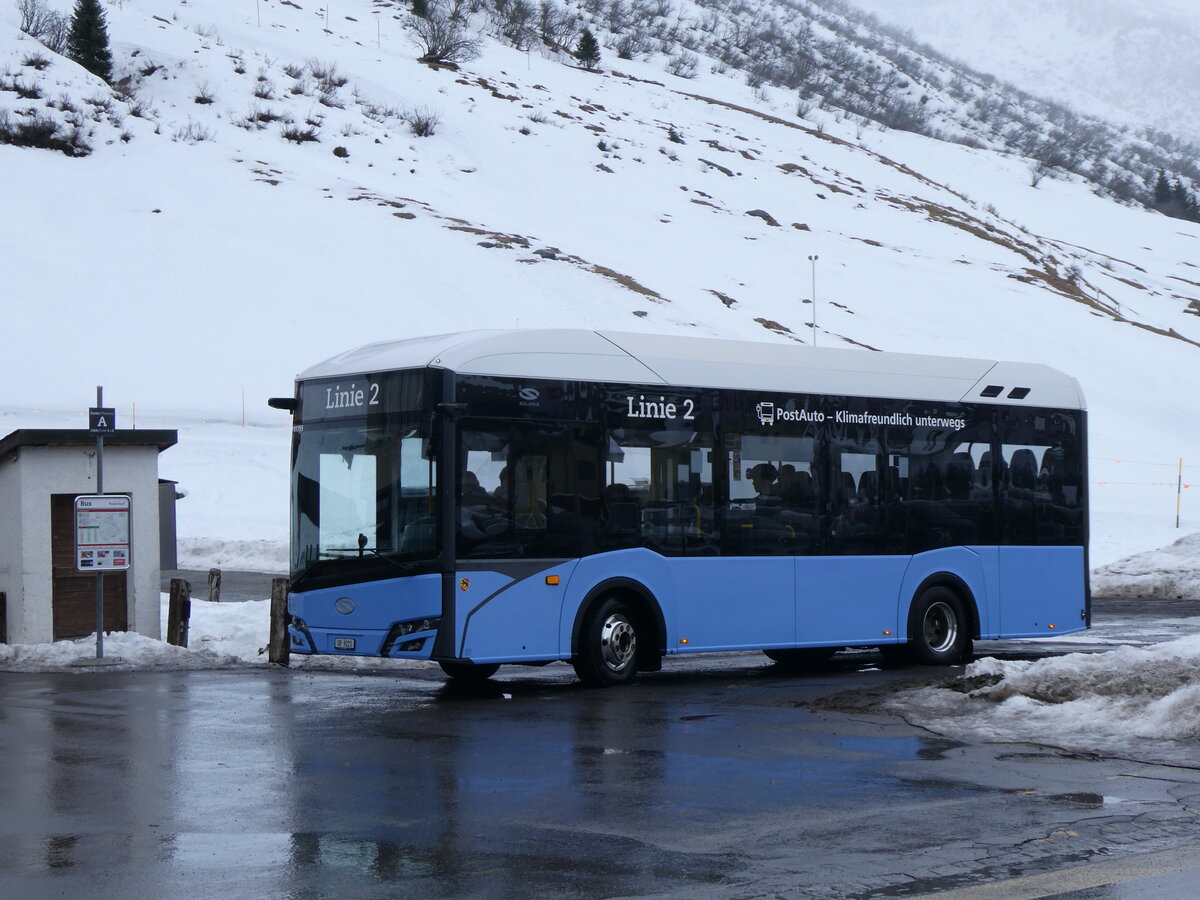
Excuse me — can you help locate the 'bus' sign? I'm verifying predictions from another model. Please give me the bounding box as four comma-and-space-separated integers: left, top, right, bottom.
75, 495, 131, 571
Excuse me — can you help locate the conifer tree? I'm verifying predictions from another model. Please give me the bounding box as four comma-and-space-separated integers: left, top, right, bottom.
575, 28, 600, 71
1153, 170, 1172, 210
67, 0, 113, 83
411, 0, 429, 20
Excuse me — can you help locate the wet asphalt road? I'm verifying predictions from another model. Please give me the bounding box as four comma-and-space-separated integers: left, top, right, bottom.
3, 601, 1200, 899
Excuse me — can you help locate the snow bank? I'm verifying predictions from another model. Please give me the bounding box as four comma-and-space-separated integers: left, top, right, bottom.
0, 593, 421, 673
177, 537, 288, 573
1092, 531, 1200, 600
889, 635, 1200, 757
0, 594, 271, 671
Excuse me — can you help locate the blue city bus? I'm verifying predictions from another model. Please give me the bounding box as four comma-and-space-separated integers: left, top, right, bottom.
272, 330, 1088, 686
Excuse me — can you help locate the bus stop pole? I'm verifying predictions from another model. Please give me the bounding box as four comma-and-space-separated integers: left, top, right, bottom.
95, 385, 105, 659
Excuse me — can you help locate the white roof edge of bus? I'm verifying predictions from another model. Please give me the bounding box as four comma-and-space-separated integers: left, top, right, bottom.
298, 330, 1086, 410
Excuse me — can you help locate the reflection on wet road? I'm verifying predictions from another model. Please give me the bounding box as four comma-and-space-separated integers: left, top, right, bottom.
2, 603, 1200, 898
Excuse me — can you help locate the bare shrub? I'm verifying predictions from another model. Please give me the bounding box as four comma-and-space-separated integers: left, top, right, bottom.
665, 50, 697, 79
488, 0, 538, 50
2, 76, 43, 99
318, 86, 344, 108
174, 120, 215, 142
0, 108, 90, 155
306, 59, 348, 90
282, 124, 320, 143
17, 0, 69, 53
410, 11, 481, 64
406, 106, 440, 137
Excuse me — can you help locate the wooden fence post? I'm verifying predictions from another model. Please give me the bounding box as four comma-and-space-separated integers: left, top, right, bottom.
269, 577, 291, 666
208, 567, 222, 603
167, 578, 192, 647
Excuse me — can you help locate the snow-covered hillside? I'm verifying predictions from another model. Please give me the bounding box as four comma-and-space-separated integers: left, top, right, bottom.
844, 0, 1200, 146
2, 0, 1199, 567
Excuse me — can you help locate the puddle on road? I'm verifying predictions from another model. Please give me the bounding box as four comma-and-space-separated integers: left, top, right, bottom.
834, 735, 965, 762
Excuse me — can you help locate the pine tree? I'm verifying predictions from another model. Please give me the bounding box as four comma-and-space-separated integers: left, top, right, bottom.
67, 0, 113, 83
411, 0, 429, 20
575, 28, 600, 71
1153, 170, 1172, 210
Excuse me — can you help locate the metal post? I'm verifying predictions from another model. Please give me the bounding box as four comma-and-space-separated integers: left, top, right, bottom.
95, 385, 105, 659
807, 255, 819, 347
1177, 458, 1184, 528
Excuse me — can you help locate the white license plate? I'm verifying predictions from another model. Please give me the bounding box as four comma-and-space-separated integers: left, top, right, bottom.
334, 637, 356, 650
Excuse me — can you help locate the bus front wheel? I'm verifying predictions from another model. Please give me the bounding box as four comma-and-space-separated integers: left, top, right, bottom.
438, 661, 501, 683
908, 586, 972, 666
573, 595, 640, 687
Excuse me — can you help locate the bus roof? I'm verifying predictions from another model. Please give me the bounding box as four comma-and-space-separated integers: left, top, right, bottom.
298, 329, 1086, 410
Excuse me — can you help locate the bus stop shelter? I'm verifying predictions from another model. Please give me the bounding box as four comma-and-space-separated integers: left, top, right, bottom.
0, 428, 177, 645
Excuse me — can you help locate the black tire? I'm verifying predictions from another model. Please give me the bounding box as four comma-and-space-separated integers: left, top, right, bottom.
572, 595, 640, 687
763, 647, 836, 670
908, 585, 973, 666
438, 660, 501, 683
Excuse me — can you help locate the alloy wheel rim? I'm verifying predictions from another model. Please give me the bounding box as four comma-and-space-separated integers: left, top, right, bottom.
923, 601, 958, 653
600, 613, 636, 671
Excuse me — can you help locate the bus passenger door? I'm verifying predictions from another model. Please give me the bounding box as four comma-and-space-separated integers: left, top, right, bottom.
455, 421, 604, 660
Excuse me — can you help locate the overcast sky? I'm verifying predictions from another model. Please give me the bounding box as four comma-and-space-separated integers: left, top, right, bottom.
840, 0, 1200, 145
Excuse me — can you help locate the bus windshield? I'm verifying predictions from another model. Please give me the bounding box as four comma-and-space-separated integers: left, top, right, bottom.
291, 420, 437, 585
290, 369, 438, 588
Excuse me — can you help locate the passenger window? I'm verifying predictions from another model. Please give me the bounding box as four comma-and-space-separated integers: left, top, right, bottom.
724, 434, 818, 555
998, 410, 1083, 544
829, 437, 884, 555
608, 428, 714, 555
884, 411, 992, 552
459, 423, 603, 559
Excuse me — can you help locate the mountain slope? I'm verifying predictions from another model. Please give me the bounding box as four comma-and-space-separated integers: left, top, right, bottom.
2, 0, 1198, 562
843, 0, 1200, 146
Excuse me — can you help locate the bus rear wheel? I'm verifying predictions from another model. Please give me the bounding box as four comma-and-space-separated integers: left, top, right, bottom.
908, 586, 972, 666
573, 595, 640, 687
438, 661, 501, 683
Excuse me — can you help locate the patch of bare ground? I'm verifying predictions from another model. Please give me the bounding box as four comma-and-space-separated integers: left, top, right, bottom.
1010, 267, 1200, 348
709, 290, 738, 308
754, 317, 801, 340
834, 333, 880, 351
877, 191, 1042, 265
589, 265, 669, 303
699, 157, 734, 177
446, 225, 532, 249
1098, 270, 1151, 291
1050, 240, 1148, 273
777, 162, 812, 177
1170, 274, 1200, 289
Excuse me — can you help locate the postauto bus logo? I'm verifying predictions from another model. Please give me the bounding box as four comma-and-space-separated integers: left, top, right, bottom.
755, 400, 825, 426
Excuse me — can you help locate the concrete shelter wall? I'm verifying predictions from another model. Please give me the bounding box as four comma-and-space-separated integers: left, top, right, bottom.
0, 460, 25, 642
4, 444, 163, 644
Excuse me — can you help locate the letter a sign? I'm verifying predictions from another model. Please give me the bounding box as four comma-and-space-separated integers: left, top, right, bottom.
89, 407, 116, 434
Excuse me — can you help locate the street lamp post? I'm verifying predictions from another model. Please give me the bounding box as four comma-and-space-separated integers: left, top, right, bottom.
807, 254, 819, 347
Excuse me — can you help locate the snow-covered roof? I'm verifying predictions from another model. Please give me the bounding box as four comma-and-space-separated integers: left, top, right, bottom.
298, 330, 1086, 409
